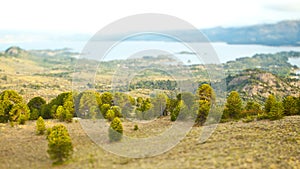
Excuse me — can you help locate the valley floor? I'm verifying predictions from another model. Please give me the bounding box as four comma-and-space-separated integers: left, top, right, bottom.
1, 116, 300, 169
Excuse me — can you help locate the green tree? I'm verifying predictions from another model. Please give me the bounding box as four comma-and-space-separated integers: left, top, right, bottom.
151, 93, 168, 117
197, 100, 211, 124
181, 92, 196, 110
0, 100, 12, 123
100, 104, 110, 119
41, 92, 74, 119
9, 103, 30, 124
18, 114, 26, 125
0, 90, 23, 104
196, 84, 216, 125
136, 97, 152, 120
47, 124, 73, 164
56, 105, 72, 123
242, 101, 262, 117
56, 106, 65, 122
111, 106, 122, 118
106, 109, 115, 121
268, 102, 284, 120
36, 116, 46, 135
113, 92, 135, 118
298, 94, 300, 115
282, 96, 297, 116
164, 97, 177, 116
100, 92, 113, 105
0, 90, 24, 123
264, 94, 276, 113
197, 84, 216, 103
108, 117, 123, 142
89, 106, 98, 120
77, 91, 101, 118
170, 100, 187, 121
27, 96, 46, 120
223, 91, 243, 119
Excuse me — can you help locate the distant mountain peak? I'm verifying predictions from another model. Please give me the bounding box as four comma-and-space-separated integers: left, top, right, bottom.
4, 46, 27, 57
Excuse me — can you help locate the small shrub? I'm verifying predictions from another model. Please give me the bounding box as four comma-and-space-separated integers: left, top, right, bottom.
109, 117, 123, 142
56, 106, 73, 123
134, 124, 139, 131
106, 109, 115, 121
36, 116, 46, 135
65, 110, 73, 123
18, 114, 26, 125
268, 102, 283, 120
170, 112, 177, 121
257, 113, 269, 120
30, 108, 39, 120
242, 116, 255, 123
9, 120, 14, 127
47, 124, 73, 164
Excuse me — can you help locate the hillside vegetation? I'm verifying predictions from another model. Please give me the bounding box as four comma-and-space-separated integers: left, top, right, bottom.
0, 46, 300, 168
1, 46, 299, 103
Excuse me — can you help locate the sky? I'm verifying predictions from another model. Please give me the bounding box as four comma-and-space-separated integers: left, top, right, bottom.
0, 0, 299, 51
0, 0, 299, 34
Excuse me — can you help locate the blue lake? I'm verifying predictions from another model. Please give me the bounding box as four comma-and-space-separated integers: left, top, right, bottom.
1, 40, 300, 65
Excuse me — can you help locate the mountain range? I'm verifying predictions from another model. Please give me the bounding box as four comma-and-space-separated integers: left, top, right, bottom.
128, 20, 300, 46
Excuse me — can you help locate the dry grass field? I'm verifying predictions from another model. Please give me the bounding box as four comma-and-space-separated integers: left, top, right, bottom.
1, 116, 300, 169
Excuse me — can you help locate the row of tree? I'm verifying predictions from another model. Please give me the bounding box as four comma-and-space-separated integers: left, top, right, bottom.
223, 91, 300, 122
0, 87, 299, 125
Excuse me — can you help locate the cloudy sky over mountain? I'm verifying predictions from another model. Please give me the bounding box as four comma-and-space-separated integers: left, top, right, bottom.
0, 0, 299, 33
0, 0, 299, 51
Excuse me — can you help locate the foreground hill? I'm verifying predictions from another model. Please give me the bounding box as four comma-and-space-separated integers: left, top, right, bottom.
0, 116, 300, 169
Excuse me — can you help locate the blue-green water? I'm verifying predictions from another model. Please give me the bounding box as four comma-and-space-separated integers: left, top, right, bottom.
1, 40, 300, 64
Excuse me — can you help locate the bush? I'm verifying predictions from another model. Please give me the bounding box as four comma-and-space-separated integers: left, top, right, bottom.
264, 94, 276, 113
9, 103, 30, 123
170, 111, 177, 121
18, 114, 26, 125
56, 106, 72, 123
111, 106, 122, 118
0, 90, 24, 123
196, 84, 216, 125
65, 110, 73, 123
268, 102, 283, 120
223, 91, 243, 119
47, 124, 73, 164
108, 117, 123, 142
134, 124, 139, 131
196, 100, 210, 125
106, 109, 115, 121
30, 108, 40, 121
242, 116, 255, 123
257, 113, 269, 120
27, 96, 46, 120
242, 101, 262, 117
100, 104, 110, 119
282, 96, 297, 116
36, 116, 46, 135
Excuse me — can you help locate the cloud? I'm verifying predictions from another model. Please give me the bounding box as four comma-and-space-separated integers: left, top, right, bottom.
264, 1, 300, 12
0, 31, 90, 44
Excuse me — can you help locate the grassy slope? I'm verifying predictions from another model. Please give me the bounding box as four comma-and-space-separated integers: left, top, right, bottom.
1, 116, 300, 169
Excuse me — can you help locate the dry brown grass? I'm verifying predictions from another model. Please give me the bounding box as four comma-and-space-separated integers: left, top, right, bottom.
1, 116, 300, 169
